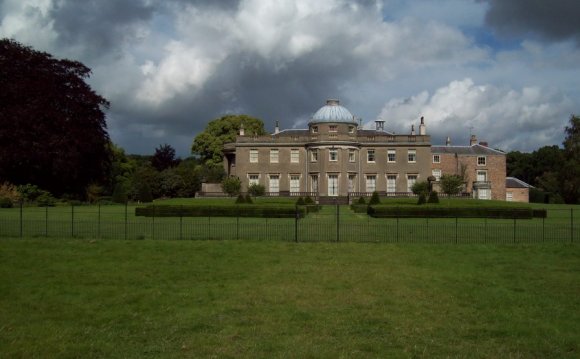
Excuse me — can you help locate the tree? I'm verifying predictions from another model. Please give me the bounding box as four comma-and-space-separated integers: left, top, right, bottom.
221, 176, 241, 196
559, 115, 580, 204
151, 144, 180, 171
440, 174, 463, 197
0, 39, 111, 197
411, 181, 429, 196
247, 183, 266, 197
192, 114, 266, 166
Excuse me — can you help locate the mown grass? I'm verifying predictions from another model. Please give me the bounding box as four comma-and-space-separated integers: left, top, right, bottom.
0, 239, 578, 358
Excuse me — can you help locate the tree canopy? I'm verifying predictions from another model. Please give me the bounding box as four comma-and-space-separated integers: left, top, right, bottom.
0, 39, 111, 197
191, 114, 265, 166
151, 143, 180, 171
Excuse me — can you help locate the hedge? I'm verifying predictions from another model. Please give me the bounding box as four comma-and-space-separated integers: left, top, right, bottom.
350, 204, 368, 213
368, 206, 547, 219
135, 205, 305, 218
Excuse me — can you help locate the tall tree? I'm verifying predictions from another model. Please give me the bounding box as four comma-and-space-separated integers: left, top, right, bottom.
559, 115, 580, 204
0, 39, 111, 197
151, 144, 180, 171
192, 114, 265, 166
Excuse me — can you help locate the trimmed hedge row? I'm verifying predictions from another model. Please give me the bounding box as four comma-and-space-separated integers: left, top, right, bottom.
135, 205, 305, 218
350, 204, 368, 213
368, 206, 547, 219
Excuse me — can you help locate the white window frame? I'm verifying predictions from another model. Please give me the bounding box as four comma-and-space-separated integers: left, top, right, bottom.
477, 170, 487, 182
311, 149, 318, 162
477, 156, 486, 166
311, 174, 319, 192
291, 149, 299, 163
407, 174, 418, 192
348, 174, 356, 192
290, 174, 300, 193
433, 154, 440, 164
506, 192, 513, 201
432, 169, 441, 181
387, 175, 397, 193
249, 149, 258, 163
348, 149, 355, 162
270, 149, 279, 163
387, 149, 396, 163
408, 149, 416, 163
269, 174, 280, 193
248, 174, 260, 186
329, 149, 338, 162
367, 149, 375, 163
366, 175, 377, 193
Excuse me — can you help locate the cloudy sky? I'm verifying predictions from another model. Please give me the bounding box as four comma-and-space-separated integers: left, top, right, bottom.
1, 0, 579, 156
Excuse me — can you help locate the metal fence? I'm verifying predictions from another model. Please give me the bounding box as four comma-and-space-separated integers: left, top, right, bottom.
0, 204, 578, 243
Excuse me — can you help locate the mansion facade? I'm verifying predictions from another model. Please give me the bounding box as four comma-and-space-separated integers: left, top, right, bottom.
222, 99, 507, 201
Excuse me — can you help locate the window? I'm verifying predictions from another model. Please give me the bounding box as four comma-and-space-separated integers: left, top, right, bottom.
311, 175, 319, 192
291, 149, 299, 163
269, 175, 279, 193
329, 149, 338, 161
329, 125, 338, 132
387, 149, 396, 163
270, 149, 279, 163
348, 126, 355, 134
290, 175, 300, 193
367, 149, 375, 163
366, 175, 376, 192
248, 174, 259, 186
477, 170, 487, 182
311, 149, 318, 162
348, 149, 355, 162
312, 126, 318, 133
506, 192, 513, 201
477, 156, 486, 166
432, 169, 441, 181
407, 175, 417, 192
387, 175, 397, 193
348, 174, 356, 192
478, 188, 490, 200
249, 149, 258, 163
433, 154, 440, 163
408, 149, 416, 163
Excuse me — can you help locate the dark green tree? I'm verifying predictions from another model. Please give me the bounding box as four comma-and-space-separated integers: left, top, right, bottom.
111, 182, 128, 204
369, 191, 380, 205
192, 114, 266, 166
440, 174, 463, 197
151, 144, 180, 171
221, 176, 241, 196
559, 115, 580, 203
411, 181, 429, 197
248, 183, 266, 197
0, 39, 111, 197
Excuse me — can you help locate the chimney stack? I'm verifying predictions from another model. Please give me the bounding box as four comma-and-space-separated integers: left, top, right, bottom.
470, 134, 477, 146
375, 119, 385, 131
411, 124, 415, 135
446, 136, 451, 146
239, 123, 245, 136
274, 120, 280, 134
419, 116, 426, 135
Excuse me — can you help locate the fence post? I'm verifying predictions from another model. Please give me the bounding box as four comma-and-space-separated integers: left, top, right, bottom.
180, 205, 183, 241
98, 202, 101, 239
513, 217, 516, 244
236, 205, 239, 241
336, 202, 340, 242
571, 209, 574, 243
294, 205, 298, 243
396, 217, 399, 242
71, 203, 74, 238
124, 201, 128, 240
45, 206, 48, 238
542, 216, 545, 243
152, 205, 155, 240
455, 217, 458, 244
19, 200, 23, 238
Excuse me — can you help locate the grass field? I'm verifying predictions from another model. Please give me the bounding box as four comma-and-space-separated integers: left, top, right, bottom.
0, 239, 578, 358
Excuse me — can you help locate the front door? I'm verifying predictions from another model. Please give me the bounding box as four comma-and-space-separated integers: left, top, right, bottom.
328, 174, 339, 196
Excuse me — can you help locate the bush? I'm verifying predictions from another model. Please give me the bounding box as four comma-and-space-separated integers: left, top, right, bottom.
369, 191, 380, 205
296, 197, 305, 205
427, 191, 439, 204
248, 183, 265, 197
368, 206, 541, 219
0, 197, 13, 208
357, 196, 366, 205
304, 196, 315, 205
350, 204, 367, 213
412, 181, 430, 197
235, 194, 246, 204
0, 182, 20, 203
417, 193, 426, 205
440, 174, 463, 196
244, 194, 253, 204
37, 191, 56, 207
112, 182, 128, 204
136, 182, 153, 203
221, 176, 241, 196
16, 183, 42, 202
135, 204, 305, 218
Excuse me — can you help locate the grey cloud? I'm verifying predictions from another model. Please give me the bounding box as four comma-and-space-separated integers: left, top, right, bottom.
485, 0, 580, 44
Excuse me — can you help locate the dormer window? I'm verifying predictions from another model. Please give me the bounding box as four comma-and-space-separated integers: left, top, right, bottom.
312, 126, 318, 134
329, 125, 338, 132
348, 126, 355, 134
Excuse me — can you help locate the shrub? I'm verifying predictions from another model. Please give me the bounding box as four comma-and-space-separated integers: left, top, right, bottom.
296, 197, 305, 206
235, 194, 246, 204
248, 183, 265, 197
112, 182, 128, 204
244, 194, 253, 204
304, 196, 315, 205
411, 181, 430, 197
440, 174, 463, 196
417, 193, 426, 205
0, 182, 20, 203
369, 191, 380, 205
367, 206, 540, 219
135, 205, 305, 218
350, 204, 367, 213
221, 176, 241, 196
37, 191, 56, 207
0, 197, 13, 208
427, 191, 439, 204
17, 183, 42, 202
357, 196, 366, 205
137, 182, 153, 203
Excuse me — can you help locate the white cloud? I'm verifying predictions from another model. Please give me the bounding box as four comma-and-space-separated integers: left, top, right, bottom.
0, 0, 57, 50
377, 78, 573, 151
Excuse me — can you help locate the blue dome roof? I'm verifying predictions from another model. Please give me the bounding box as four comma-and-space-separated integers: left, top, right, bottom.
310, 99, 357, 124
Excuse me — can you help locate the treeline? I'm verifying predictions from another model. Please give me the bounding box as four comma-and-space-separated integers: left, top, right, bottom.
507, 115, 580, 204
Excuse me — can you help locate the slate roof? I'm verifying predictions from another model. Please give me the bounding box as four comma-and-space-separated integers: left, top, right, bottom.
431, 144, 505, 155
506, 177, 534, 189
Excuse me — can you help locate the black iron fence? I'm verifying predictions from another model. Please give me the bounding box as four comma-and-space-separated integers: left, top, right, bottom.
0, 204, 578, 244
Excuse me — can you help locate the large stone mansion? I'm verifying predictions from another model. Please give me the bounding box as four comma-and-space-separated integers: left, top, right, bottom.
222, 99, 512, 201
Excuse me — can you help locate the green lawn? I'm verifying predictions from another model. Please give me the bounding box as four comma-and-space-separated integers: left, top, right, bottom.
0, 239, 578, 358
